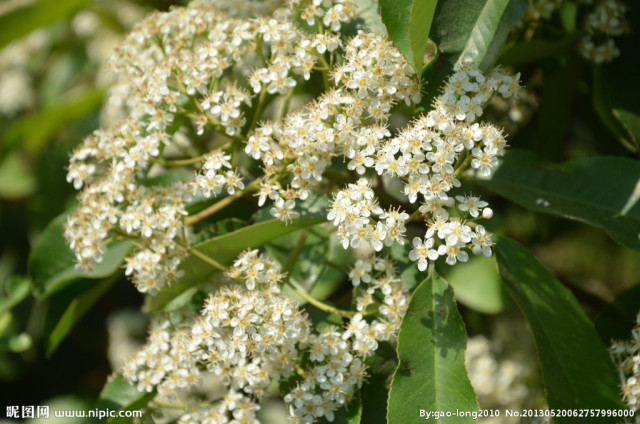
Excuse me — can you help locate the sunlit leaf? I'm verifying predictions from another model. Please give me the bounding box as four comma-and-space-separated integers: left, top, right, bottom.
496, 238, 626, 420
388, 274, 477, 424
479, 149, 640, 251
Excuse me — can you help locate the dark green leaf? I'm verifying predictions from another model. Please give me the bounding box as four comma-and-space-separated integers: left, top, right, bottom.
594, 284, 640, 344
28, 212, 132, 298
498, 35, 579, 67
46, 274, 120, 355
496, 238, 626, 419
388, 274, 477, 424
96, 375, 156, 424
0, 276, 31, 316
442, 255, 510, 314
4, 88, 104, 153
479, 149, 640, 251
0, 0, 90, 49
593, 66, 639, 154
147, 217, 324, 313
379, 0, 438, 71
430, 0, 527, 70
361, 341, 397, 424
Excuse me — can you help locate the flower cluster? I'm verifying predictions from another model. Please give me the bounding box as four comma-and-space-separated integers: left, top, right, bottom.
578, 0, 628, 64
610, 312, 640, 416
521, 0, 628, 64
122, 250, 408, 424
64, 0, 358, 294
328, 64, 519, 270
283, 253, 409, 422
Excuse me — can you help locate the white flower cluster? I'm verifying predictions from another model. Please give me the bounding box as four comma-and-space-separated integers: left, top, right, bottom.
328, 64, 519, 269
522, 0, 628, 64
64, 0, 358, 294
0, 29, 48, 117
246, 31, 421, 223
578, 0, 627, 64
328, 178, 408, 252
122, 250, 408, 424
285, 254, 409, 423
466, 336, 530, 420
611, 312, 640, 416
123, 285, 311, 424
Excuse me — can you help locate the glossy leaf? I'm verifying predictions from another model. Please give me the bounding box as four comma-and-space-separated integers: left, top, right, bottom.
379, 0, 438, 71
593, 66, 639, 155
430, 0, 527, 70
0, 0, 90, 49
388, 274, 477, 424
96, 375, 156, 424
28, 212, 132, 299
594, 284, 640, 344
496, 238, 626, 419
442, 255, 510, 314
479, 149, 640, 251
46, 274, 120, 355
147, 217, 324, 313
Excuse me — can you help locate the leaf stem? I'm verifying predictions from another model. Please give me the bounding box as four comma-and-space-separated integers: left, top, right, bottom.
185, 177, 262, 226
286, 278, 355, 318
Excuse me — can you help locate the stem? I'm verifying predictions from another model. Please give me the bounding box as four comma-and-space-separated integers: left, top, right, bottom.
454, 151, 473, 176
248, 87, 268, 134
189, 246, 227, 272
184, 177, 262, 226
283, 227, 311, 274
281, 86, 295, 119
287, 279, 355, 318
317, 54, 331, 92
407, 209, 423, 223
159, 141, 233, 167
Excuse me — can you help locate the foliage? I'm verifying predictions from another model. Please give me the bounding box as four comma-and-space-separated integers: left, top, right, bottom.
1, 0, 639, 423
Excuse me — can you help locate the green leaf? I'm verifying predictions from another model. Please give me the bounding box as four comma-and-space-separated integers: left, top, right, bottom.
0, 0, 90, 49
594, 284, 640, 344
361, 341, 398, 424
147, 217, 324, 313
0, 152, 36, 200
0, 276, 31, 316
28, 212, 132, 299
379, 0, 438, 71
496, 238, 626, 419
430, 0, 527, 70
498, 35, 579, 67
593, 66, 639, 154
442, 255, 510, 314
479, 149, 640, 251
96, 375, 156, 424
4, 88, 104, 153
388, 274, 477, 424
46, 274, 120, 355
